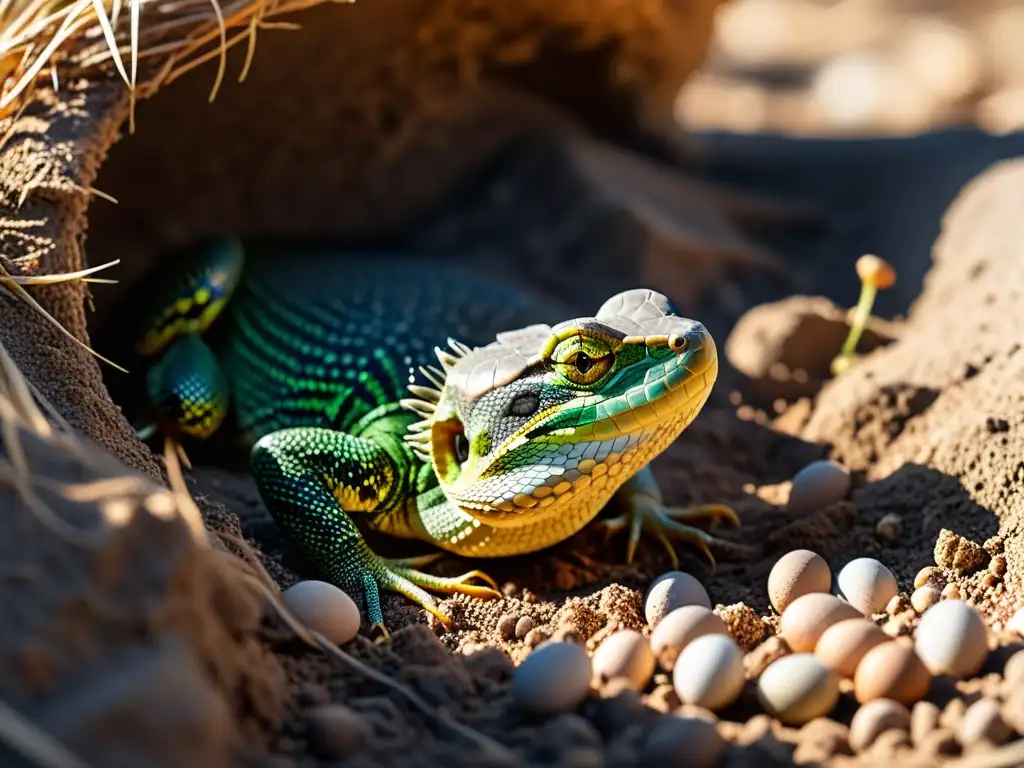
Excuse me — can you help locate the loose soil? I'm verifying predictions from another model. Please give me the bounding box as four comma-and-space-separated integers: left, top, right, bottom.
140, 129, 1024, 768
9, 1, 1024, 766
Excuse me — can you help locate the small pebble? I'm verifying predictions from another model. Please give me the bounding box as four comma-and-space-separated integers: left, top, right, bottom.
793, 717, 849, 764
914, 567, 938, 589
305, 704, 370, 759
767, 549, 832, 614
959, 698, 1011, 747
919, 727, 958, 757
885, 595, 906, 616
645, 571, 711, 627
837, 558, 899, 616
512, 641, 592, 715
642, 714, 726, 767
910, 586, 941, 613
591, 629, 655, 692
525, 628, 547, 648
515, 616, 535, 639
744, 635, 790, 679
498, 614, 517, 640
1003, 649, 1024, 685
645, 683, 681, 713
1009, 609, 1024, 637
914, 600, 989, 678
756, 654, 840, 726
780, 593, 862, 652
854, 642, 931, 706
989, 554, 1007, 578
910, 701, 940, 746
650, 605, 728, 670
941, 583, 960, 600
787, 460, 851, 515
875, 514, 902, 543
814, 618, 890, 678
673, 634, 745, 712
282, 580, 361, 645
849, 699, 911, 752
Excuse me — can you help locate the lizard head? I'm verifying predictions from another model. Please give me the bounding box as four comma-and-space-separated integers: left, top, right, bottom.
401, 289, 718, 529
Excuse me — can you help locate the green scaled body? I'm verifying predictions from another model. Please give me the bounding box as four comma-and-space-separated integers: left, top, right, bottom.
138, 238, 570, 630
137, 238, 736, 633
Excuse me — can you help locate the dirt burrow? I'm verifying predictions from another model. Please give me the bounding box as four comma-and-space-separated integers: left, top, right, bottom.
159, 151, 1024, 768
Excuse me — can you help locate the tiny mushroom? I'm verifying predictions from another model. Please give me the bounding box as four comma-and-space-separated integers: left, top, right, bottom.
831, 253, 896, 375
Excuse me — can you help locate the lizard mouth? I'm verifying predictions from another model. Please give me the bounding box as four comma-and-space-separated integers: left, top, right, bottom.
449, 328, 719, 526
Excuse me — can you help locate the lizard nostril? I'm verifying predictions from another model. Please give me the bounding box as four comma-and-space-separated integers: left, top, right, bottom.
668, 334, 689, 353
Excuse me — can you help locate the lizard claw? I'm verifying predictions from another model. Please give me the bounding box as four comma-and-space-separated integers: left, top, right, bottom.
598, 494, 739, 572
354, 554, 500, 633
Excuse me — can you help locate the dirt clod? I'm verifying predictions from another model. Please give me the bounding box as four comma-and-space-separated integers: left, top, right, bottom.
934, 529, 989, 575
715, 602, 766, 651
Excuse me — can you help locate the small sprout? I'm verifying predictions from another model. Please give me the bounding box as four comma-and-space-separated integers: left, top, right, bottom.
831, 254, 897, 375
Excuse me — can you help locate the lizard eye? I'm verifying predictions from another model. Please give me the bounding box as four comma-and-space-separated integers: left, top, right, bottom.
558, 351, 612, 386
453, 432, 470, 464
507, 392, 540, 418
548, 333, 616, 387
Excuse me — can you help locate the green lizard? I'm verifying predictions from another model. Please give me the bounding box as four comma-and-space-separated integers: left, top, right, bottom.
135, 236, 739, 632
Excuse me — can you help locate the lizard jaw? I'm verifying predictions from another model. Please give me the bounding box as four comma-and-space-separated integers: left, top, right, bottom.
447, 335, 719, 527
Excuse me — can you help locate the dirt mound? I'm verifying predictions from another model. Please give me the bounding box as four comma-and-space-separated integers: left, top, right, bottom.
1, 0, 1024, 764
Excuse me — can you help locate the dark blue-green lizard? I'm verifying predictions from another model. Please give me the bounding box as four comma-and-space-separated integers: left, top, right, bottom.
136, 236, 738, 633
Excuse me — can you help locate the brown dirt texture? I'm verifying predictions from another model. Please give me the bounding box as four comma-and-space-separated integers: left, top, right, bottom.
2, 0, 1024, 766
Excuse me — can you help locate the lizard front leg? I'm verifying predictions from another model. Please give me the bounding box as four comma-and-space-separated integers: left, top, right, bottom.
250, 426, 499, 633
597, 465, 739, 570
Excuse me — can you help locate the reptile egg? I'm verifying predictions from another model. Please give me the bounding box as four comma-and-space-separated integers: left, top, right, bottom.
814, 618, 890, 678
650, 606, 728, 670
756, 654, 840, 725
282, 580, 360, 645
780, 593, 862, 652
645, 571, 711, 628
512, 641, 592, 715
672, 634, 745, 711
837, 558, 899, 616
914, 600, 989, 678
854, 642, 931, 705
592, 630, 656, 691
848, 699, 911, 752
768, 549, 832, 614
787, 460, 851, 515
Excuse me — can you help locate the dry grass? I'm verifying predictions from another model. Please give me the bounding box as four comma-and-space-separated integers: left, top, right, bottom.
0, 0, 353, 129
